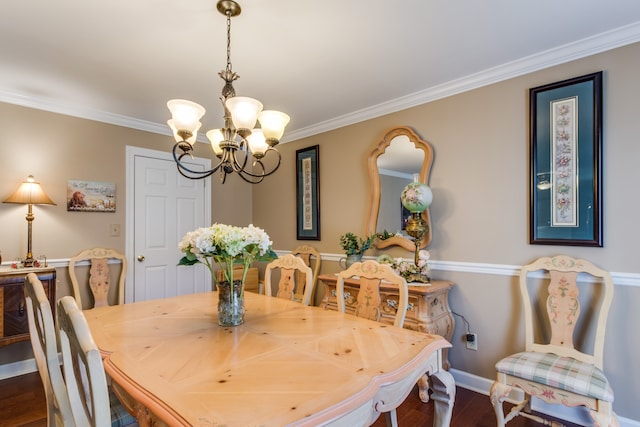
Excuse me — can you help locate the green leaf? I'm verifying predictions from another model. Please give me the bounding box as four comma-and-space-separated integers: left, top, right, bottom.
255, 249, 278, 262
178, 255, 200, 266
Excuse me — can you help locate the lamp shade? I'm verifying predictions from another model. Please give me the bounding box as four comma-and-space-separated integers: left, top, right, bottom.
167, 99, 206, 135
246, 130, 269, 157
4, 176, 56, 206
400, 174, 432, 213
225, 96, 263, 131
206, 129, 225, 156
258, 110, 290, 144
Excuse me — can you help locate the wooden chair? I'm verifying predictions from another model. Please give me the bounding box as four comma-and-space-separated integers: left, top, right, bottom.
24, 273, 75, 427
490, 255, 619, 427
264, 254, 314, 305
291, 244, 321, 304
336, 260, 409, 426
57, 296, 138, 427
68, 247, 126, 309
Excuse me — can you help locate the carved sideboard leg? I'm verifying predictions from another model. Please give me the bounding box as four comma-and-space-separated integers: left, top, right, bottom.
429, 370, 456, 427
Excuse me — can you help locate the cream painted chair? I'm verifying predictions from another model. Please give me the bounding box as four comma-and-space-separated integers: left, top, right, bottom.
336, 260, 409, 427
57, 296, 138, 427
490, 255, 619, 427
264, 254, 314, 305
24, 273, 75, 427
291, 244, 321, 304
68, 247, 126, 309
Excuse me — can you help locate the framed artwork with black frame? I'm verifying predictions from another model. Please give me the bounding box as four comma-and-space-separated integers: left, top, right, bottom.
529, 71, 603, 247
296, 145, 320, 240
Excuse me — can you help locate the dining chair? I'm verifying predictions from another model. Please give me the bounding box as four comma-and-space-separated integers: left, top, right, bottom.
57, 296, 138, 427
24, 272, 75, 427
490, 255, 619, 427
336, 260, 409, 427
336, 259, 409, 327
68, 247, 126, 309
291, 244, 321, 303
264, 254, 314, 305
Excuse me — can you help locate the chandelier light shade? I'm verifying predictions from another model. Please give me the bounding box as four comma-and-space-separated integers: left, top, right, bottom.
3, 175, 56, 268
167, 0, 290, 183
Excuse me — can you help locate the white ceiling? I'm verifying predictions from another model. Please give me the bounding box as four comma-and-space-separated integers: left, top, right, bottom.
2, 0, 640, 144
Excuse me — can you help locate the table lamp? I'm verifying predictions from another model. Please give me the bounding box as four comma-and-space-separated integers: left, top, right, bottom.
400, 174, 432, 283
3, 175, 56, 268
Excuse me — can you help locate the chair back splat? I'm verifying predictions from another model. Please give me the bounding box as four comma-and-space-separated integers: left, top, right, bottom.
68, 247, 126, 309
490, 255, 618, 427
291, 245, 321, 303
264, 254, 314, 305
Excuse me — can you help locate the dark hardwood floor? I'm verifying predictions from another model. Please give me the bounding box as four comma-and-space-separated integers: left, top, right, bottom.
0, 371, 581, 427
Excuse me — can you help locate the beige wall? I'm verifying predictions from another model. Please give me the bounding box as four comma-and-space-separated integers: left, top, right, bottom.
254, 42, 640, 421
0, 104, 252, 261
1, 42, 639, 420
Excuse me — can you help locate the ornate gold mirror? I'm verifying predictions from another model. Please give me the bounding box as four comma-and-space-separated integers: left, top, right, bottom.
367, 126, 434, 251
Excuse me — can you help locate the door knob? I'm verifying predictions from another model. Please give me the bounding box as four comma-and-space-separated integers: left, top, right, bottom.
137, 255, 145, 262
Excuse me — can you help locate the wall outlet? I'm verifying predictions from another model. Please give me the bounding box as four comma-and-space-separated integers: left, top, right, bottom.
466, 333, 478, 351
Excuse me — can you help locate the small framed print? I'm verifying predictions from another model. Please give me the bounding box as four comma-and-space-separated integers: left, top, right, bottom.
67, 180, 116, 212
529, 72, 603, 246
296, 145, 320, 240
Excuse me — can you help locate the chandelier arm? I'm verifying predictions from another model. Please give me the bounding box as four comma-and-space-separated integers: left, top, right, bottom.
173, 143, 222, 180
236, 170, 265, 184
233, 148, 282, 179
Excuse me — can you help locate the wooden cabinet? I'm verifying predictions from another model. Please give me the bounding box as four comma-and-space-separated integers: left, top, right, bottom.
0, 267, 56, 347
318, 274, 454, 369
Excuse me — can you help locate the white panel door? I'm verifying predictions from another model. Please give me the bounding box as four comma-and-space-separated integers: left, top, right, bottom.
126, 147, 211, 302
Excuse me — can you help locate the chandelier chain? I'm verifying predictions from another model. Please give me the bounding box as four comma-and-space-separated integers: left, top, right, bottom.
226, 10, 232, 73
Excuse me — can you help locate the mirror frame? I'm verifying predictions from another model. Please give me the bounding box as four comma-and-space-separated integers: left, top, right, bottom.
367, 126, 434, 251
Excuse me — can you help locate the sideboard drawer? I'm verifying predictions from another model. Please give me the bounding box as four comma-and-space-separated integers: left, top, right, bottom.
0, 267, 56, 347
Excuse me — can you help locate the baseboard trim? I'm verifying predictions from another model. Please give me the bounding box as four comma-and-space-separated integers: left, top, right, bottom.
451, 368, 639, 427
0, 358, 37, 380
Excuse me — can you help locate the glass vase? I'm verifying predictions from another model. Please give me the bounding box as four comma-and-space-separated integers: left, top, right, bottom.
217, 280, 245, 326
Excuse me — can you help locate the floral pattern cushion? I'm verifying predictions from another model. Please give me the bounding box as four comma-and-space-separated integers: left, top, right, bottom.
495, 351, 613, 402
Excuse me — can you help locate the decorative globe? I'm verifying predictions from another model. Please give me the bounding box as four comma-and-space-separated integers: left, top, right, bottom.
401, 174, 433, 213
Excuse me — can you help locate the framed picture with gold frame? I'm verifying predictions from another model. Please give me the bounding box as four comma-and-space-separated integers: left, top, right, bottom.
529, 71, 603, 246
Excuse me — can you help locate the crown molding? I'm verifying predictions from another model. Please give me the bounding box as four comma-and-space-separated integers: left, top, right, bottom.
284, 21, 640, 142
1, 22, 640, 143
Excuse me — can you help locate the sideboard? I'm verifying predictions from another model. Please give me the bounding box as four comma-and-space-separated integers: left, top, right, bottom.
318, 274, 455, 370
0, 266, 57, 347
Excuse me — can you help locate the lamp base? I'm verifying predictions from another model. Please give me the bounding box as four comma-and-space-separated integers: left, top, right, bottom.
404, 272, 430, 284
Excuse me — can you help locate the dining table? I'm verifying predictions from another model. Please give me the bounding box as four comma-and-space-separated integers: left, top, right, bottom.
84, 291, 455, 427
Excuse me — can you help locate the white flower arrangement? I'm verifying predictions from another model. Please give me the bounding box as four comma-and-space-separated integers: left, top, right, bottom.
178, 223, 277, 288
377, 250, 431, 283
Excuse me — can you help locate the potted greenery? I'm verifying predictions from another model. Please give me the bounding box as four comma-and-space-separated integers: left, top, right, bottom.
339, 232, 374, 269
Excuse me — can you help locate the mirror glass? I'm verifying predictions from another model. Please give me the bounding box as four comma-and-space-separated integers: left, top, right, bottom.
367, 127, 433, 251
376, 135, 424, 235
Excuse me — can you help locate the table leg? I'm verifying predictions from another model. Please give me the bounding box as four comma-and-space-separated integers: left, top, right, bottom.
429, 370, 456, 427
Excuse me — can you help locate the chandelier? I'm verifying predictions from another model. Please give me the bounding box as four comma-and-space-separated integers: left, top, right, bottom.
167, 0, 289, 184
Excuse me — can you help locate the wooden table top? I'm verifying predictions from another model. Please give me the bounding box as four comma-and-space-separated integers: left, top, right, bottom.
84, 291, 450, 427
